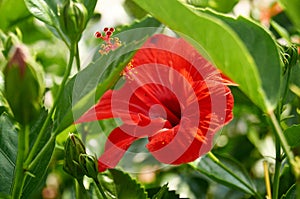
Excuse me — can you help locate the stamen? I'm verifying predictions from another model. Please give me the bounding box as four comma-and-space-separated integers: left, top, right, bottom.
121, 60, 138, 80
95, 27, 121, 54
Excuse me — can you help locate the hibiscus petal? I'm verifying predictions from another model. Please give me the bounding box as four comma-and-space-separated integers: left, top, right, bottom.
75, 90, 114, 123
98, 126, 138, 172
146, 124, 211, 164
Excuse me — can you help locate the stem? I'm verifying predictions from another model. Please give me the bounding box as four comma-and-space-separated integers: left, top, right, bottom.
24, 44, 75, 168
207, 152, 263, 199
27, 134, 56, 171
263, 161, 272, 199
75, 43, 81, 71
272, 62, 293, 198
94, 177, 108, 199
268, 111, 294, 166
11, 126, 28, 198
273, 137, 281, 199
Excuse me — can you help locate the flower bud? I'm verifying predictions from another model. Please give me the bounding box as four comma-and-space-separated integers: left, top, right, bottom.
59, 0, 88, 42
79, 154, 98, 179
281, 44, 298, 74
4, 45, 45, 125
63, 133, 86, 179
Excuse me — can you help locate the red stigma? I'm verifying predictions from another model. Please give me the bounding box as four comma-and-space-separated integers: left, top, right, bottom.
109, 28, 115, 32
103, 27, 109, 32
94, 31, 102, 38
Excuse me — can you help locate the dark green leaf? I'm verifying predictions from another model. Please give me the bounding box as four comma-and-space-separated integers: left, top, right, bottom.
0, 113, 18, 195
98, 169, 148, 199
190, 154, 257, 195
280, 184, 296, 199
54, 17, 161, 133
284, 125, 300, 148
21, 109, 55, 199
151, 184, 183, 199
133, 0, 280, 112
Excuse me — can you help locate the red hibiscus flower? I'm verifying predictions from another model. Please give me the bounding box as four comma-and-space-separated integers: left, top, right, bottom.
76, 34, 234, 172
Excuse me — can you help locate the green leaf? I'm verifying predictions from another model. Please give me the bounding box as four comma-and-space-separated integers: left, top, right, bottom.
54, 17, 161, 133
21, 109, 55, 199
284, 125, 300, 148
124, 0, 147, 19
190, 154, 257, 195
133, 0, 281, 112
98, 169, 148, 199
0, 0, 31, 30
280, 184, 296, 199
82, 0, 97, 19
150, 184, 182, 199
0, 113, 18, 195
279, 0, 300, 31
24, 0, 69, 45
187, 0, 239, 13
24, 0, 59, 27
203, 10, 282, 111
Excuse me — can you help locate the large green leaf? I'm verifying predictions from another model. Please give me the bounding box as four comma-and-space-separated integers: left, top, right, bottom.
98, 169, 148, 199
202, 10, 281, 110
54, 17, 161, 133
0, 113, 18, 195
0, 0, 31, 29
190, 154, 257, 196
279, 0, 300, 31
284, 125, 300, 148
133, 0, 281, 112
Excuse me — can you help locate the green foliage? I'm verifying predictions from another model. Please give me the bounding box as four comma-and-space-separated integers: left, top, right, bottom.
150, 184, 182, 199
0, 0, 30, 30
187, 0, 239, 13
0, 113, 18, 195
98, 169, 148, 199
279, 0, 300, 31
280, 184, 296, 199
22, 109, 55, 199
191, 154, 257, 196
284, 125, 300, 148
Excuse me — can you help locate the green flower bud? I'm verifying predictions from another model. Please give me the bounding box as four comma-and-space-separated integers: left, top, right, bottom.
4, 45, 45, 125
63, 133, 86, 179
79, 154, 98, 179
281, 44, 298, 74
59, 0, 88, 42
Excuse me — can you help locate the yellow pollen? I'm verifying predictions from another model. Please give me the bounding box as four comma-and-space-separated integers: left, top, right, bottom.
121, 60, 137, 80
